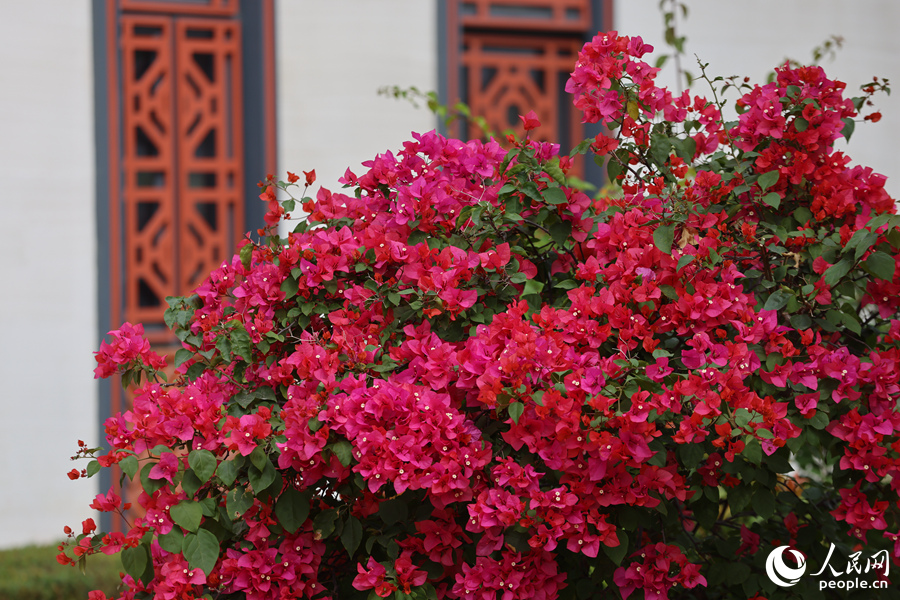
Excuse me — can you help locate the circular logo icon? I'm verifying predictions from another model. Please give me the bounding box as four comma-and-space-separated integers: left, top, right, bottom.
765, 546, 807, 587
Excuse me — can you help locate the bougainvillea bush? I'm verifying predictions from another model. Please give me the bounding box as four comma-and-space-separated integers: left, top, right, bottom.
63, 31, 900, 600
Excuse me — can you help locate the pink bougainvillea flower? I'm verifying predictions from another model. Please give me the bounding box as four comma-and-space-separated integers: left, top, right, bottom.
147, 452, 180, 483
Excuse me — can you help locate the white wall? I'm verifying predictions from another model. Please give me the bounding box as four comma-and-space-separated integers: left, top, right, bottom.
275, 0, 439, 225
615, 0, 900, 197
0, 1, 98, 548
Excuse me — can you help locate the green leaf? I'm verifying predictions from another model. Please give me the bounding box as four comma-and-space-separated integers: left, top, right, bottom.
793, 116, 809, 132
226, 487, 254, 520
248, 459, 277, 493
163, 307, 178, 330
230, 327, 253, 362
378, 497, 408, 525
240, 243, 253, 270
672, 137, 696, 162
844, 229, 877, 261
520, 182, 543, 203
544, 161, 567, 185
313, 509, 339, 539
887, 227, 900, 249
543, 187, 568, 205
234, 386, 277, 410
840, 310, 861, 335
660, 284, 679, 300
676, 255, 694, 271
183, 529, 219, 576
199, 497, 217, 517
216, 460, 239, 487
175, 348, 194, 368
139, 462, 164, 495
761, 192, 781, 208
602, 531, 628, 565
170, 500, 203, 532
508, 401, 524, 424
215, 336, 232, 360
181, 469, 203, 497
549, 221, 572, 247
743, 438, 762, 465
734, 408, 753, 429
727, 485, 753, 513
841, 117, 855, 141
823, 258, 854, 287
709, 560, 751, 587
275, 487, 310, 533
707, 562, 730, 587
522, 279, 544, 296
790, 314, 812, 330
757, 170, 779, 191
570, 138, 593, 156
120, 455, 139, 480
86, 460, 101, 478
554, 279, 580, 290
865, 251, 895, 281
809, 411, 829, 430
158, 527, 184, 554
825, 309, 843, 329
121, 544, 149, 581
763, 290, 791, 311
341, 516, 363, 558
188, 450, 217, 485
606, 157, 623, 182
677, 443, 704, 468
281, 277, 299, 299
408, 230, 427, 246
694, 496, 719, 530
654, 224, 675, 254
332, 440, 354, 467
249, 445, 268, 471
793, 206, 812, 224
186, 363, 205, 381
752, 487, 776, 519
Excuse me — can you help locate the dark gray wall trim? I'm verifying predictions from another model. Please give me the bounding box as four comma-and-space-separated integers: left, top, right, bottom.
583, 0, 608, 187
436, 0, 448, 136
239, 0, 270, 232
92, 0, 113, 533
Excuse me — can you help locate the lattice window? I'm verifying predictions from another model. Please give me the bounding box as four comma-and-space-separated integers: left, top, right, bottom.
446, 0, 605, 177
97, 0, 275, 533
115, 5, 244, 338
461, 33, 584, 150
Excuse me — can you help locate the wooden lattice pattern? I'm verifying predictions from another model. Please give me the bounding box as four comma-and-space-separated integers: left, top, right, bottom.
452, 0, 592, 173
118, 12, 243, 335
462, 32, 584, 143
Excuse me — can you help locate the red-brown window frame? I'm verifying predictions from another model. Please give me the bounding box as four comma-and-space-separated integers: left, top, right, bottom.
95, 0, 276, 532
